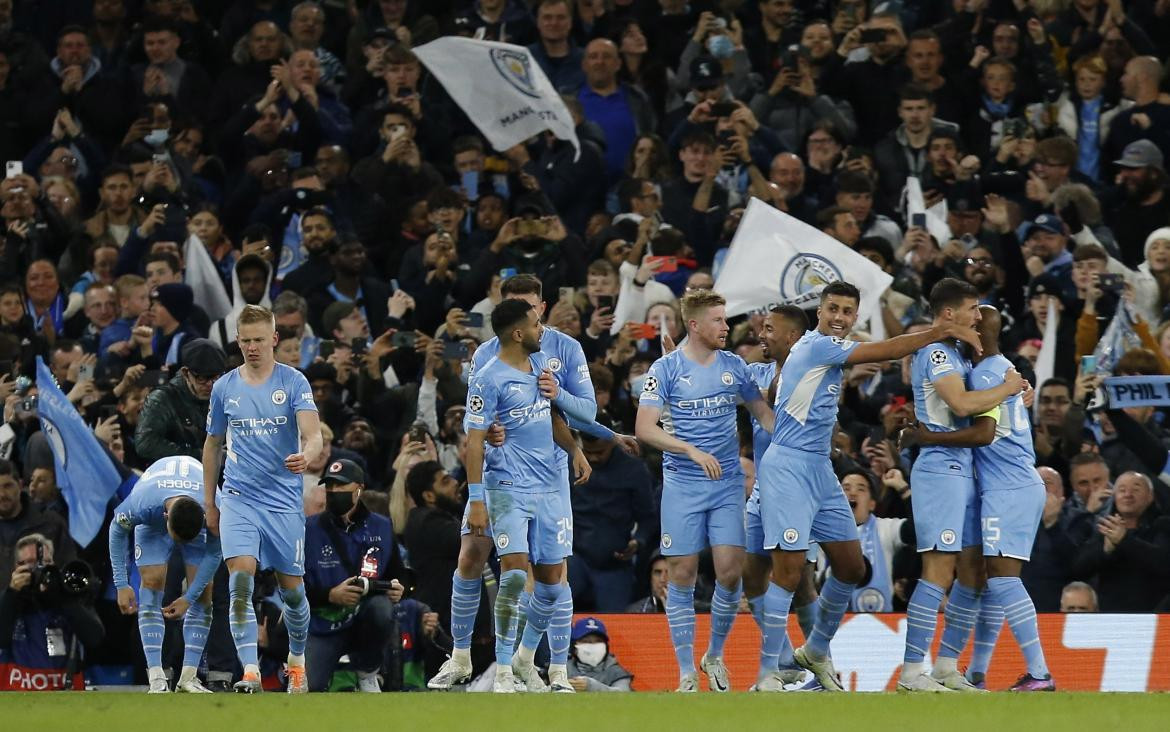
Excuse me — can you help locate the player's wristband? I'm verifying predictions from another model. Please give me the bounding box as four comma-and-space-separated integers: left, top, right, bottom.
468, 482, 486, 502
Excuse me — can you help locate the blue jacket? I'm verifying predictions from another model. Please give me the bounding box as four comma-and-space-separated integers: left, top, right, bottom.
303, 505, 398, 635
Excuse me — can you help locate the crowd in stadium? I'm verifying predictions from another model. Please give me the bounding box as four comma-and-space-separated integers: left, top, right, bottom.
2, 0, 1170, 694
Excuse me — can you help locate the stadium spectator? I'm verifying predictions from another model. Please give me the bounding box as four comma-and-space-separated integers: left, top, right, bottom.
1059, 581, 1100, 613
566, 616, 633, 692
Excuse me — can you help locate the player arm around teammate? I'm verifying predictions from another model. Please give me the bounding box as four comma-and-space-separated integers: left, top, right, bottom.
899, 415, 997, 449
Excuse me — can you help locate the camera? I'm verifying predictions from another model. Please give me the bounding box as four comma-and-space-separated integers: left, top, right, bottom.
348, 576, 396, 596
28, 544, 94, 600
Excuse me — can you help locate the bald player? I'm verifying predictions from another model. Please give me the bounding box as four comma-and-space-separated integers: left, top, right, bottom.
902, 306, 1053, 691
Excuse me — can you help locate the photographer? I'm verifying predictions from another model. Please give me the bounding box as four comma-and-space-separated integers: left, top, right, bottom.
0, 534, 102, 691
303, 459, 405, 692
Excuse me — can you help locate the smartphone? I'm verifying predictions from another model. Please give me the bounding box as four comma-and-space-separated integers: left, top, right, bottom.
559, 287, 575, 303
1080, 355, 1097, 376
463, 312, 484, 328
870, 425, 887, 445
137, 370, 166, 388
391, 331, 418, 349
408, 422, 429, 443
390, 278, 399, 293
517, 219, 543, 238
442, 341, 469, 359
1097, 273, 1124, 293
318, 340, 337, 360
709, 102, 738, 118
396, 86, 413, 98
597, 295, 615, 311
5, 161, 22, 178
100, 404, 119, 420
859, 28, 888, 43
646, 255, 678, 273
17, 395, 38, 414
350, 337, 368, 355
461, 170, 478, 201
499, 268, 518, 279
626, 322, 659, 340
78, 362, 95, 382
911, 213, 926, 229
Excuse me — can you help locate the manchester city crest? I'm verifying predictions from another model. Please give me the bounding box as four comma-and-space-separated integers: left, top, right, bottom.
778, 253, 843, 306
490, 48, 541, 99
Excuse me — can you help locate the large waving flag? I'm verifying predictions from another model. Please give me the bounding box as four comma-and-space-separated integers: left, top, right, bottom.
36, 357, 122, 546
184, 234, 232, 322
414, 36, 580, 159
714, 198, 893, 334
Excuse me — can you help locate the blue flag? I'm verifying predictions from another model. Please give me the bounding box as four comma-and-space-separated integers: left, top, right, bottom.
35, 357, 121, 546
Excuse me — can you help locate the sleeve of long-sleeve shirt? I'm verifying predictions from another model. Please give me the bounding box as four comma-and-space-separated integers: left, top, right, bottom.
184, 534, 222, 604
417, 375, 441, 436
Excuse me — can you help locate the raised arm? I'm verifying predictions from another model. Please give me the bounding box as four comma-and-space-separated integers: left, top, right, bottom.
846, 322, 980, 365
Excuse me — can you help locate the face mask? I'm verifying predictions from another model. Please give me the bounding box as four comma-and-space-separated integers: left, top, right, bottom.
459, 361, 472, 384
575, 641, 607, 667
706, 35, 734, 60
144, 129, 169, 147
326, 491, 355, 517
629, 373, 648, 394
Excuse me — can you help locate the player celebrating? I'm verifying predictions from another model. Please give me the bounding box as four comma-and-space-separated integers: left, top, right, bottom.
202, 304, 322, 693
901, 306, 1054, 691
899, 280, 1023, 693
635, 289, 775, 692
461, 299, 591, 693
110, 455, 222, 693
742, 305, 823, 692
429, 275, 622, 692
757, 281, 983, 692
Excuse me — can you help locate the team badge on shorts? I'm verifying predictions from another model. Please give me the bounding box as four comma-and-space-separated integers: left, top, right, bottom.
661, 533, 672, 549
940, 529, 957, 546
469, 395, 484, 412
547, 357, 562, 372
271, 389, 287, 405
855, 588, 885, 612
496, 533, 510, 549
134, 545, 142, 560
783, 528, 800, 544
721, 371, 734, 385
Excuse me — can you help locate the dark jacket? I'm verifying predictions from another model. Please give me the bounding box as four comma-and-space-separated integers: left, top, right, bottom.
134, 374, 208, 463
404, 504, 462, 629
0, 495, 76, 591
1071, 506, 1170, 612
303, 504, 402, 635
571, 448, 657, 571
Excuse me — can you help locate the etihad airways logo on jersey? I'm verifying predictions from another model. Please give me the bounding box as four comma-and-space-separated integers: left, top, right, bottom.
508, 398, 551, 420
677, 394, 736, 410
230, 415, 288, 435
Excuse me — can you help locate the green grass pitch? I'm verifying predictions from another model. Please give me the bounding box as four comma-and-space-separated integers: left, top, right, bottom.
3, 692, 1170, 731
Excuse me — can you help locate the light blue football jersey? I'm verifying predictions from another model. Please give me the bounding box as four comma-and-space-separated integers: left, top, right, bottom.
112, 455, 205, 532
639, 349, 760, 479
970, 354, 1038, 486
470, 326, 596, 473
747, 360, 776, 474
207, 363, 317, 512
771, 330, 856, 455
910, 341, 974, 476
463, 352, 558, 493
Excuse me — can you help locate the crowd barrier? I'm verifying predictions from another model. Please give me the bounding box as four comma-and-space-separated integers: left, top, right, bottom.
591, 613, 1170, 692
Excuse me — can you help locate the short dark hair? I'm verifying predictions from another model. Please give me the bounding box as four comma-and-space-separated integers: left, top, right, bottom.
142, 17, 182, 36
899, 82, 934, 105
928, 277, 978, 314
1039, 377, 1071, 394
100, 164, 133, 185
302, 206, 334, 226
770, 304, 810, 330
816, 205, 852, 230
236, 255, 269, 278
405, 461, 443, 507
145, 252, 180, 274
501, 273, 543, 299
820, 281, 860, 304
168, 496, 205, 542
857, 236, 895, 267
426, 186, 463, 212
0, 458, 17, 480
381, 102, 416, 124
452, 136, 485, 156
617, 177, 651, 212
491, 298, 534, 337
1069, 451, 1106, 472
679, 129, 716, 151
